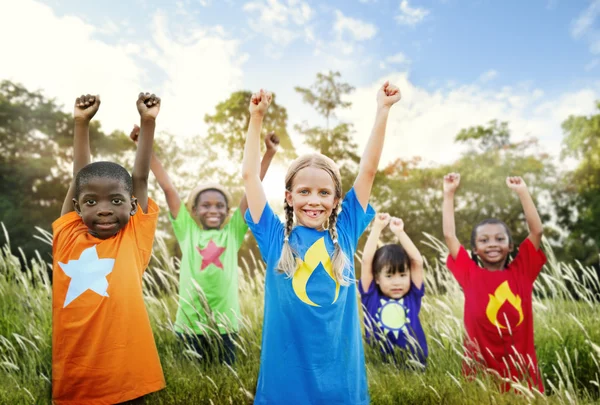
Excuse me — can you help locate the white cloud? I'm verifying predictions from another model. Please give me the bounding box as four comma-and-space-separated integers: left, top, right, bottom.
243, 0, 313, 46
395, 0, 430, 26
571, 0, 600, 54
386, 52, 411, 65
0, 0, 247, 141
0, 0, 143, 135
336, 73, 600, 169
478, 69, 498, 83
333, 10, 377, 41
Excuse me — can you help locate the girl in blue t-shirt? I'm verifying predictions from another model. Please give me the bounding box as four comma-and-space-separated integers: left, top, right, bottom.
241, 83, 401, 405
359, 212, 428, 368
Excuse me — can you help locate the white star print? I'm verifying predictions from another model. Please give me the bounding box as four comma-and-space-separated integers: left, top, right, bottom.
58, 245, 115, 308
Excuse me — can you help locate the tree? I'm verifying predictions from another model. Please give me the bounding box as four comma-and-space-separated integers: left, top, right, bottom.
204, 90, 294, 164
0, 81, 134, 263
554, 103, 600, 265
294, 71, 359, 191
370, 121, 556, 263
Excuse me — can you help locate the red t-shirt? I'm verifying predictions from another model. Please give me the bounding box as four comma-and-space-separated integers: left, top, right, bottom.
446, 238, 546, 393
52, 199, 165, 404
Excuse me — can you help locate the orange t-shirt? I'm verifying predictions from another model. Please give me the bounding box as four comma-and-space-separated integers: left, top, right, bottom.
52, 198, 165, 404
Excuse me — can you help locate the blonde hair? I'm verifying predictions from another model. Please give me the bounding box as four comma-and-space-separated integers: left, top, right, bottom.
277, 153, 351, 286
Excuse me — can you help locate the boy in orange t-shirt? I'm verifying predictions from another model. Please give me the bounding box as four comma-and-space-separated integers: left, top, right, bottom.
52, 92, 165, 404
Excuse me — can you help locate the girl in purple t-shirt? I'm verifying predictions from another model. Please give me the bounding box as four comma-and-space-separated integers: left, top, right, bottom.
359, 213, 428, 368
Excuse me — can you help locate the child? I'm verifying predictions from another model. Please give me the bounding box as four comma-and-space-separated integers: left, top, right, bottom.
52, 93, 165, 403
359, 213, 427, 367
442, 173, 546, 393
130, 126, 279, 364
242, 83, 401, 404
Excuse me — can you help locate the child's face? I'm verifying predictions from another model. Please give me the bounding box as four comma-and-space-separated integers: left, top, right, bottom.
194, 190, 228, 230
376, 267, 411, 299
73, 177, 136, 239
285, 166, 339, 231
473, 223, 513, 269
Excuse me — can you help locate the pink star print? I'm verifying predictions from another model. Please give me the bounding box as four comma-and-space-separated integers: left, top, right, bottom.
196, 240, 226, 271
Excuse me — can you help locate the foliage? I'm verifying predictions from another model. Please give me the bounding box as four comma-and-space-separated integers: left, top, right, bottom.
0, 80, 135, 263
554, 103, 600, 265
1, 228, 599, 404
370, 121, 558, 263
294, 71, 359, 192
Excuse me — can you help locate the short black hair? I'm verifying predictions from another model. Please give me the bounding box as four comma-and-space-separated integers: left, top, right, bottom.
74, 161, 133, 198
194, 188, 229, 209
372, 244, 411, 280
470, 218, 513, 267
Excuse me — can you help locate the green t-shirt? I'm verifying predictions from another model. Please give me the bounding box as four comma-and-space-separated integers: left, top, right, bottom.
170, 206, 248, 335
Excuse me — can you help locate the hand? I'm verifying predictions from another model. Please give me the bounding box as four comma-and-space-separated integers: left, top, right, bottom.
373, 212, 391, 229
74, 94, 101, 122
443, 172, 461, 195
249, 89, 272, 117
265, 131, 280, 152
376, 81, 401, 109
129, 124, 140, 143
389, 217, 405, 234
137, 92, 161, 120
506, 176, 528, 193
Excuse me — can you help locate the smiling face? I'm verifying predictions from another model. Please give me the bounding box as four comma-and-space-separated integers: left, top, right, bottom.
472, 223, 513, 270
194, 190, 228, 230
285, 166, 339, 231
376, 267, 411, 299
73, 176, 137, 239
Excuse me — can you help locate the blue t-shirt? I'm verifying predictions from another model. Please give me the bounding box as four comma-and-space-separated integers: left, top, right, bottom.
359, 280, 428, 366
245, 188, 374, 405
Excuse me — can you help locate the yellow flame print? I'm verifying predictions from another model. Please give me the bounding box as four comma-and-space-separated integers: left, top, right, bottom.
292, 237, 339, 307
485, 281, 524, 329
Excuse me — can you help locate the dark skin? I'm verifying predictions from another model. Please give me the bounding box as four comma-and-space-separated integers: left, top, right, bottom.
130, 127, 280, 225
194, 190, 229, 230
62, 92, 160, 224
74, 178, 137, 239
473, 223, 513, 271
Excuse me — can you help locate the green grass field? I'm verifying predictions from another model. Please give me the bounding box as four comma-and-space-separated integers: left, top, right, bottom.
0, 227, 599, 405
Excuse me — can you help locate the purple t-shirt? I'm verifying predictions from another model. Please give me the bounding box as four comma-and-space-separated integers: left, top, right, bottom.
359, 280, 428, 365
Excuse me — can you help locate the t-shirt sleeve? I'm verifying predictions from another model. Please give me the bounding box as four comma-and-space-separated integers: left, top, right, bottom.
169, 204, 194, 242
129, 197, 159, 270
244, 202, 284, 265
446, 246, 474, 289
510, 238, 547, 284
358, 279, 379, 319
52, 211, 84, 256
225, 208, 249, 250
337, 187, 376, 246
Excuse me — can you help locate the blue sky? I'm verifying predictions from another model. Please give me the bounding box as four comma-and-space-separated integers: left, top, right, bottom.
1, 0, 599, 195
40, 0, 597, 92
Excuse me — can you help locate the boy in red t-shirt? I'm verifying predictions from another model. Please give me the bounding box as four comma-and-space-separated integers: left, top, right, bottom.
442, 173, 546, 394
52, 92, 165, 404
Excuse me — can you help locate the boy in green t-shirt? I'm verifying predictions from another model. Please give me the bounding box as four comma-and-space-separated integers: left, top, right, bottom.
131, 126, 279, 364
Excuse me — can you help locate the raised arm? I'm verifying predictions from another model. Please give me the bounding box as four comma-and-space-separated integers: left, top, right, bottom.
442, 173, 462, 260
390, 217, 424, 289
354, 81, 401, 210
506, 176, 543, 250
360, 213, 390, 291
61, 94, 100, 216
130, 125, 181, 217
239, 131, 279, 218
133, 93, 161, 213
242, 89, 272, 223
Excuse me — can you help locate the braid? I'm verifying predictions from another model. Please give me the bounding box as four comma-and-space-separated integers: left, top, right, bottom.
329, 207, 350, 286
277, 199, 297, 276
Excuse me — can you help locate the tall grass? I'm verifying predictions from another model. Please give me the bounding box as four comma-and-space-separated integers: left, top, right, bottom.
0, 224, 598, 404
